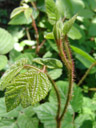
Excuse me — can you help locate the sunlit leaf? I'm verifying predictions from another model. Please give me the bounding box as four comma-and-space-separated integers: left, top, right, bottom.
5, 68, 51, 111
10, 6, 28, 18
0, 28, 15, 54
45, 0, 60, 25
0, 58, 28, 90
0, 55, 8, 70
63, 14, 77, 36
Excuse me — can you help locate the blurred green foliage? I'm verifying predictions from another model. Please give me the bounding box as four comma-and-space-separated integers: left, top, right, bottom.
0, 0, 96, 128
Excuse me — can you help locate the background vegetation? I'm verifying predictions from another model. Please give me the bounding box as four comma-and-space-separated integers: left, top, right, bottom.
0, 0, 96, 128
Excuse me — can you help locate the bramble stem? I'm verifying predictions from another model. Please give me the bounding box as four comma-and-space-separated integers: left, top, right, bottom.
56, 39, 70, 70
78, 62, 96, 86
60, 69, 73, 120
46, 73, 61, 128
63, 36, 72, 64
30, 14, 39, 53
56, 38, 74, 122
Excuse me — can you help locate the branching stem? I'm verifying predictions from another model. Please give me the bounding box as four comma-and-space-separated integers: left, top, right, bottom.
60, 69, 73, 120
78, 62, 96, 86
56, 38, 74, 122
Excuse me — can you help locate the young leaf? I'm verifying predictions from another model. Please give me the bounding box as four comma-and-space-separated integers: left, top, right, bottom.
63, 14, 77, 36
45, 0, 60, 25
0, 58, 28, 90
5, 68, 51, 111
0, 28, 15, 54
53, 20, 63, 40
33, 58, 63, 69
0, 55, 8, 70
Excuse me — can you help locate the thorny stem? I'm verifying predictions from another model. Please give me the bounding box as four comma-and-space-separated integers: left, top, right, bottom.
46, 73, 61, 128
78, 62, 96, 86
56, 38, 74, 122
63, 36, 72, 64
60, 69, 73, 120
56, 39, 70, 70
30, 14, 39, 53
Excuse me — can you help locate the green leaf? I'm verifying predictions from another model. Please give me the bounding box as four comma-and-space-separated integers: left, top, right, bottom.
5, 68, 51, 111
68, 26, 82, 39
71, 86, 83, 112
15, 53, 34, 65
0, 98, 21, 118
0, 58, 28, 90
14, 40, 36, 51
10, 6, 27, 18
0, 55, 8, 70
63, 14, 77, 36
56, 0, 73, 18
43, 51, 52, 58
71, 0, 85, 14
17, 111, 38, 128
79, 8, 94, 19
24, 8, 32, 20
35, 81, 74, 128
87, 0, 96, 12
44, 32, 54, 39
9, 12, 32, 25
45, 0, 60, 25
53, 20, 63, 40
0, 98, 39, 128
33, 58, 63, 69
88, 23, 96, 36
0, 119, 18, 128
75, 114, 93, 128
71, 45, 96, 70
47, 40, 58, 53
48, 69, 62, 80
0, 28, 15, 54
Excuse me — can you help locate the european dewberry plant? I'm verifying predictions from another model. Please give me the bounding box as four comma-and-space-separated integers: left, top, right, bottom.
0, 0, 96, 128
